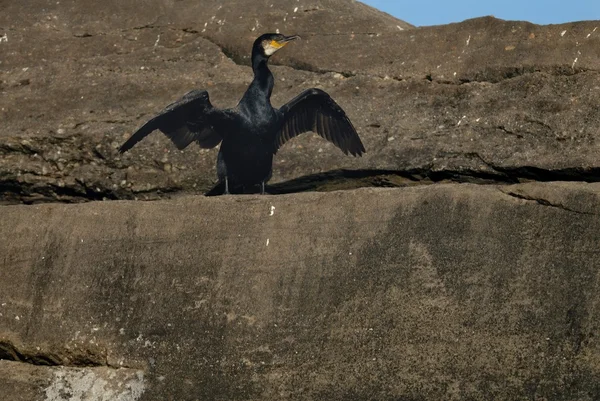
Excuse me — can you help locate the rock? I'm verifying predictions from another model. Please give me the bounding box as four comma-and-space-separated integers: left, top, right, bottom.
0, 360, 145, 401
1, 184, 600, 400
1, 1, 600, 399
1, 1, 599, 202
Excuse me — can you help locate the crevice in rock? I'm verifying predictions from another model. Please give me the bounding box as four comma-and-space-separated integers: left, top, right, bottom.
1, 120, 600, 203
2, 133, 600, 204
496, 125, 523, 138
208, 166, 600, 196
494, 165, 600, 183
0, 178, 122, 205
267, 167, 514, 195
130, 16, 164, 31
500, 190, 599, 216
0, 340, 122, 369
2, 164, 600, 203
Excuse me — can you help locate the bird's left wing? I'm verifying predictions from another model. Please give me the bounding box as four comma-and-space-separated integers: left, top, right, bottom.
276, 88, 365, 156
119, 90, 226, 153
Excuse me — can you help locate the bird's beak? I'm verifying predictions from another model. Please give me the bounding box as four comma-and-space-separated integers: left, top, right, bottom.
275, 35, 300, 47
281, 35, 301, 43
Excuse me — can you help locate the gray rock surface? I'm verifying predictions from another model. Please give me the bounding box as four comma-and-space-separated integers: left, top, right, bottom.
0, 361, 145, 401
1, 184, 600, 400
1, 0, 600, 400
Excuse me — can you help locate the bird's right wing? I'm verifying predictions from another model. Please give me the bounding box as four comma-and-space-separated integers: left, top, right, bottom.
119, 90, 226, 153
276, 88, 365, 156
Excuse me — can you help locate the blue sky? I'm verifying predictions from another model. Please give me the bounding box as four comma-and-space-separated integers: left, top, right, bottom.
361, 0, 600, 27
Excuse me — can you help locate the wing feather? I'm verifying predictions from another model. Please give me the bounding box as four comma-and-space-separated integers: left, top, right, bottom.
277, 88, 365, 156
119, 90, 225, 153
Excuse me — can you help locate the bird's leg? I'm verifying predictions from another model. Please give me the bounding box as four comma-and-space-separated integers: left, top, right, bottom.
261, 181, 266, 195
224, 177, 230, 195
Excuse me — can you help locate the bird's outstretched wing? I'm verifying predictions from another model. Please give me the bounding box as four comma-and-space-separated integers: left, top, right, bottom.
276, 88, 365, 156
119, 90, 224, 153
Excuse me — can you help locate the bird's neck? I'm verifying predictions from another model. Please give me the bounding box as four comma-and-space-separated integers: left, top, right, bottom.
249, 54, 274, 99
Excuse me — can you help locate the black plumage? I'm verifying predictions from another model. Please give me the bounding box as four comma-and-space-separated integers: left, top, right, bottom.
119, 33, 365, 194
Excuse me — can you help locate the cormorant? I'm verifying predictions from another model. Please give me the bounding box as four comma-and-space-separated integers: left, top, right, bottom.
119, 33, 365, 194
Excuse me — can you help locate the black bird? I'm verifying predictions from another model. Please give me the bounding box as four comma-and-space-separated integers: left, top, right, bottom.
119, 33, 365, 194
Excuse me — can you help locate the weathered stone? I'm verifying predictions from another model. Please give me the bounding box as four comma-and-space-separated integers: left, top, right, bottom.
1, 1, 600, 399
0, 360, 145, 401
1, 1, 599, 202
1, 184, 600, 400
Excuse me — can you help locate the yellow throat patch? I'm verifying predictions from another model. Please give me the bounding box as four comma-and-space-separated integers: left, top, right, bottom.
270, 40, 285, 49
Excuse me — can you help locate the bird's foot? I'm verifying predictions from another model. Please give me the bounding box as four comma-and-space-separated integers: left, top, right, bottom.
223, 178, 230, 195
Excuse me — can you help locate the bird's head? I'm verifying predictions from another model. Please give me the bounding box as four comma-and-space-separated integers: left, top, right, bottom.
253, 33, 300, 58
